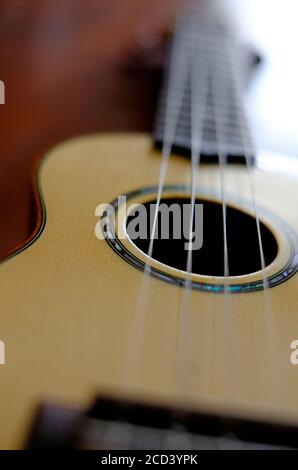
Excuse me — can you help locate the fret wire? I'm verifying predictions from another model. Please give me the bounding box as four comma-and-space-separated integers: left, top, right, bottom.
161, 87, 247, 109
158, 90, 245, 111
156, 107, 251, 130
154, 138, 253, 154
156, 127, 249, 145
156, 120, 246, 138
156, 118, 246, 136
157, 107, 243, 124
157, 110, 249, 129
161, 62, 247, 86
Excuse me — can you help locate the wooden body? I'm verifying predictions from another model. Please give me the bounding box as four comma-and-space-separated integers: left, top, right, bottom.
0, 133, 298, 449
0, 0, 184, 258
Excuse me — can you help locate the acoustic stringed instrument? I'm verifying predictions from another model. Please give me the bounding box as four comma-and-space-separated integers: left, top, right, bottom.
0, 0, 298, 449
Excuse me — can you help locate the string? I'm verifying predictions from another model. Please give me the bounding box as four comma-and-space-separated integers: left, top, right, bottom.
121, 14, 194, 390
175, 29, 209, 396
224, 37, 279, 401
208, 32, 232, 403
100, 17, 196, 450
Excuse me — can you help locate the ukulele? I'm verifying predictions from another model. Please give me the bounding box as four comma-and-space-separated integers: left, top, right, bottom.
0, 1, 298, 449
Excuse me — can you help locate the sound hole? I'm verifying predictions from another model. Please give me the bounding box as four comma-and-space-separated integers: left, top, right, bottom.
126, 197, 278, 277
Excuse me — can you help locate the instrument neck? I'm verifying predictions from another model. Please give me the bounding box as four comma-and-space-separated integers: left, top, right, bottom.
154, 5, 255, 164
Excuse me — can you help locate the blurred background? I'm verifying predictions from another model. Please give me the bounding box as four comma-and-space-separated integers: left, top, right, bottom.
0, 0, 297, 259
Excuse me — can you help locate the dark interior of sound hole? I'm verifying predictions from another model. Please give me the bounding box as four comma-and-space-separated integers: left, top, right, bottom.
126, 197, 278, 277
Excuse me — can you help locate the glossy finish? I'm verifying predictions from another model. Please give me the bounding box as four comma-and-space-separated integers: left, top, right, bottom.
0, 0, 184, 258
0, 134, 297, 448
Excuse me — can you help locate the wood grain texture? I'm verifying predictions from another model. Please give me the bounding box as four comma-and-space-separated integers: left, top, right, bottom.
0, 0, 186, 258
0, 133, 297, 449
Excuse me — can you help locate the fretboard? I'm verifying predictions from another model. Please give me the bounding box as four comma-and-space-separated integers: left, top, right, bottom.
154, 17, 255, 164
